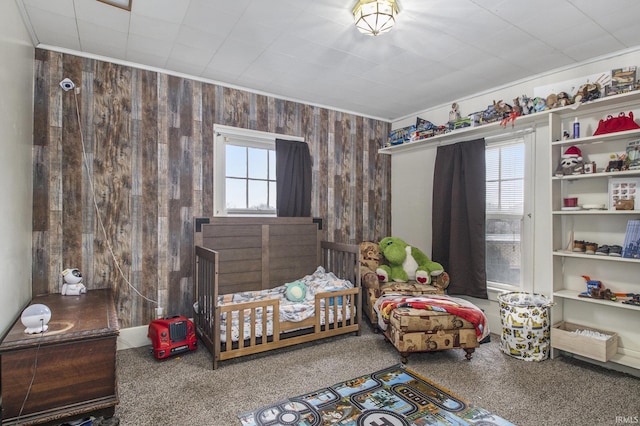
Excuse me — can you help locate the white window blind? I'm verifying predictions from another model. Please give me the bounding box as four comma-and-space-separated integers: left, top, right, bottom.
486, 141, 524, 216
485, 136, 529, 289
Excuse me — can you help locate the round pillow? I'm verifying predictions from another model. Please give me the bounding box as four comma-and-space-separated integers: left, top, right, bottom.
285, 281, 306, 302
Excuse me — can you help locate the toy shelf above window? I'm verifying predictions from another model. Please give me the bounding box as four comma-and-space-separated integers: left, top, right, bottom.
380, 90, 640, 155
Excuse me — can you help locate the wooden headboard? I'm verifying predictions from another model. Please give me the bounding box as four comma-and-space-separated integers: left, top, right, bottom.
196, 217, 321, 295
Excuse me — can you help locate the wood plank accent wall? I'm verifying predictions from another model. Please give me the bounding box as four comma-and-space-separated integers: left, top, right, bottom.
32, 49, 391, 327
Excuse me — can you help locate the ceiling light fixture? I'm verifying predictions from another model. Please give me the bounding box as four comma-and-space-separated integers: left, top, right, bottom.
352, 0, 399, 36
97, 0, 132, 11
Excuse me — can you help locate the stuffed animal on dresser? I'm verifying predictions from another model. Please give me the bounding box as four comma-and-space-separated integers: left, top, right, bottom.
61, 268, 87, 296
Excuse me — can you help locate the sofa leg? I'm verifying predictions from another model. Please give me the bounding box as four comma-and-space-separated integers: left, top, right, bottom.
464, 348, 475, 360
400, 353, 409, 364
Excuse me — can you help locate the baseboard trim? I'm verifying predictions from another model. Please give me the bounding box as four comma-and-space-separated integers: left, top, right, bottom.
117, 325, 149, 351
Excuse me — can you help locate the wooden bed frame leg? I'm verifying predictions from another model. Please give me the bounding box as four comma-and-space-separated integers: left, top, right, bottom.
400, 353, 409, 364
464, 348, 475, 360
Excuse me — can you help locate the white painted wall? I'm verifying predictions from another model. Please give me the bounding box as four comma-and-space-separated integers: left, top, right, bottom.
0, 0, 35, 336
390, 148, 438, 249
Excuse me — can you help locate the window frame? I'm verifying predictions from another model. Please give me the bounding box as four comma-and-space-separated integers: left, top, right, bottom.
213, 125, 303, 217
485, 132, 534, 293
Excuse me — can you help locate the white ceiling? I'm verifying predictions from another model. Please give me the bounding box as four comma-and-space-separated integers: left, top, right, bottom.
15, 0, 640, 121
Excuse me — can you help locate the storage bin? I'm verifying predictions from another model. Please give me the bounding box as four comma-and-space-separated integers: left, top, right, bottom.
551, 321, 618, 362
498, 292, 553, 361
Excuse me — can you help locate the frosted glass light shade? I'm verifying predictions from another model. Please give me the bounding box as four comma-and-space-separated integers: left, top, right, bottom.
353, 0, 399, 36
21, 304, 52, 334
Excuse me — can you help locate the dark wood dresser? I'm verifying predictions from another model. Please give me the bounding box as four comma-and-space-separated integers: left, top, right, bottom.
0, 289, 119, 425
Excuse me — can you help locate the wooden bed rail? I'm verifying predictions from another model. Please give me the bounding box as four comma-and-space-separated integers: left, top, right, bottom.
320, 241, 362, 333
194, 245, 219, 369
215, 286, 360, 364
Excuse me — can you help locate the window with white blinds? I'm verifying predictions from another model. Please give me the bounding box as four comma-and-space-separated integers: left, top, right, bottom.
485, 137, 531, 289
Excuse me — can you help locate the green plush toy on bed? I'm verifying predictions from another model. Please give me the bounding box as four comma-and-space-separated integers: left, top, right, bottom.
376, 237, 444, 285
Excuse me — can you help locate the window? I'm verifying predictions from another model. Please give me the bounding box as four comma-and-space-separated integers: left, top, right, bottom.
224, 143, 276, 213
213, 125, 303, 216
485, 134, 533, 290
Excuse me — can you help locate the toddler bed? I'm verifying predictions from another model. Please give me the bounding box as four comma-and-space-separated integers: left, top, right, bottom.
193, 217, 361, 369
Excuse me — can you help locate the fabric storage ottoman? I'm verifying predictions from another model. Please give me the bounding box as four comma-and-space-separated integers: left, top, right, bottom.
362, 281, 443, 326
384, 307, 479, 363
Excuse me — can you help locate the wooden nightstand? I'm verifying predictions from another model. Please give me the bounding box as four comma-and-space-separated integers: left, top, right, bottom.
0, 289, 119, 425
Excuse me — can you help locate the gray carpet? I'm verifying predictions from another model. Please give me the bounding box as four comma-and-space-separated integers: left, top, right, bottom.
115, 325, 639, 426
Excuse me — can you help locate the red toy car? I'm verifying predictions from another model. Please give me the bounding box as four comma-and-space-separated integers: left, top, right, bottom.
148, 315, 197, 359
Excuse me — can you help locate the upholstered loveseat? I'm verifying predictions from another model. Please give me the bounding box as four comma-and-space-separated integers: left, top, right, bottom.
360, 241, 480, 362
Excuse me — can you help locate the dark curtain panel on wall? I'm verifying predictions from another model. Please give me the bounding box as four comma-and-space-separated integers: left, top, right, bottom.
276, 139, 312, 217
432, 138, 487, 299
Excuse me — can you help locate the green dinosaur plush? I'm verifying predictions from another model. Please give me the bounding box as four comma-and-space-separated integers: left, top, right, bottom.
376, 237, 444, 285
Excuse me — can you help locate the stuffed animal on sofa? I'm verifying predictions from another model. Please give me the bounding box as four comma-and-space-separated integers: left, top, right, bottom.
376, 237, 444, 285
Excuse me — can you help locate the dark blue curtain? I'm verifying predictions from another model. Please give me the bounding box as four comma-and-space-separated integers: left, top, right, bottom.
275, 139, 312, 217
432, 138, 487, 299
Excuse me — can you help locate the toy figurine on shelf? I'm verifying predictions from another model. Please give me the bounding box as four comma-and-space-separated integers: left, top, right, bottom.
579, 275, 616, 301
578, 276, 639, 303
500, 97, 521, 128
555, 145, 584, 176
519, 95, 534, 115
622, 294, 640, 307
533, 97, 547, 112
449, 103, 461, 122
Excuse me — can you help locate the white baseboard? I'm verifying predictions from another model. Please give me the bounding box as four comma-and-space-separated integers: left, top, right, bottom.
117, 325, 150, 351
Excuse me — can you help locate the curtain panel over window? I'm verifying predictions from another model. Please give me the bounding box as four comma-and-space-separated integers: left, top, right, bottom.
432, 138, 487, 299
275, 139, 312, 217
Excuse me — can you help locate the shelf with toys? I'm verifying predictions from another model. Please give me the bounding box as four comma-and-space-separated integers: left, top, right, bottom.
378, 115, 543, 155
549, 92, 640, 370
552, 168, 640, 182
554, 250, 640, 262
553, 209, 640, 215
554, 289, 640, 311
380, 89, 640, 156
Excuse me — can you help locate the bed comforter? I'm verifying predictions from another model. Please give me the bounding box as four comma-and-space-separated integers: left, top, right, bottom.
374, 294, 489, 341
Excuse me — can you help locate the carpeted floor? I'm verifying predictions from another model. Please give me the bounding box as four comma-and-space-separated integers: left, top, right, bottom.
114, 325, 640, 425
